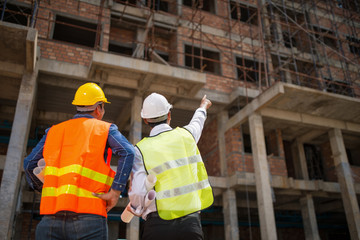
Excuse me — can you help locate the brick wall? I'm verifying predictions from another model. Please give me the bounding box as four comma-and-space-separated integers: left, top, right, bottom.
34, 0, 110, 65
199, 119, 288, 177
321, 141, 337, 182
198, 117, 220, 176
39, 39, 93, 66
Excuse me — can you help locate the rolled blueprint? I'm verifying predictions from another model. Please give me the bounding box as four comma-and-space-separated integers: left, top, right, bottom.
121, 202, 135, 223
121, 174, 158, 223
145, 174, 157, 191
121, 190, 157, 223
33, 158, 45, 183
144, 190, 156, 208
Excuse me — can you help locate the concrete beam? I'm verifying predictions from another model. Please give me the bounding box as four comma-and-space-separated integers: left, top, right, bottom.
249, 113, 277, 240
91, 51, 206, 86
25, 28, 37, 72
226, 82, 285, 131
0, 67, 38, 240
38, 58, 88, 79
260, 107, 360, 133
0, 61, 24, 78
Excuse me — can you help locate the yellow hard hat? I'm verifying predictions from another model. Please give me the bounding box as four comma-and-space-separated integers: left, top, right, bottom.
72, 82, 110, 106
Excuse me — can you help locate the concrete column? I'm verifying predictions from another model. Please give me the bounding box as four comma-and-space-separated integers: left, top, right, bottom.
222, 189, 239, 240
108, 221, 120, 240
129, 95, 143, 144
295, 139, 309, 180
249, 113, 277, 240
0, 68, 38, 240
300, 194, 320, 240
294, 139, 320, 240
329, 129, 360, 240
217, 112, 239, 240
217, 111, 228, 177
126, 95, 143, 240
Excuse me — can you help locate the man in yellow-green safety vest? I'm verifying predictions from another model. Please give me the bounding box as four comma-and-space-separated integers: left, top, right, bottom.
128, 93, 214, 240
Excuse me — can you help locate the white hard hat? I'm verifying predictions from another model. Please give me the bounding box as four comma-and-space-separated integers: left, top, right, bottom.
141, 93, 172, 120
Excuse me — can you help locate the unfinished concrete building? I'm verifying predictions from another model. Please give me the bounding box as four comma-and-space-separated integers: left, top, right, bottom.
1, 0, 360, 239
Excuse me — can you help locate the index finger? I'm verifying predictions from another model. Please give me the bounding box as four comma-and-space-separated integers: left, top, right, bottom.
202, 95, 207, 101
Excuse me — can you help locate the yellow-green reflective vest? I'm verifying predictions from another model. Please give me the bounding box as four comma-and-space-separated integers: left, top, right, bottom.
136, 127, 214, 220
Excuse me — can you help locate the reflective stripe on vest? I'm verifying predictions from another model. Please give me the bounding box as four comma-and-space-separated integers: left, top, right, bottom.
136, 127, 214, 220
41, 118, 114, 217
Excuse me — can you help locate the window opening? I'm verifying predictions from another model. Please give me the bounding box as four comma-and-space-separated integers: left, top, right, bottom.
313, 26, 337, 49
53, 15, 97, 48
236, 57, 264, 83
0, 3, 31, 26
282, 31, 297, 48
145, 0, 168, 12
304, 144, 324, 180
324, 77, 354, 97
346, 36, 360, 56
183, 0, 216, 13
108, 42, 134, 56
243, 134, 252, 154
230, 1, 257, 25
185, 45, 220, 74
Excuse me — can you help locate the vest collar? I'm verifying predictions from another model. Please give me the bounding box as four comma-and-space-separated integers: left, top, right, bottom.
150, 123, 172, 137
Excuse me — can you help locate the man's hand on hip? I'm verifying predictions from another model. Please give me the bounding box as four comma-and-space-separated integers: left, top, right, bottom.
93, 188, 121, 212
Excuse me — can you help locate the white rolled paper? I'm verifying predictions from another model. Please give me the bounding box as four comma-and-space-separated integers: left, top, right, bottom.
33, 158, 46, 183
38, 158, 46, 168
33, 167, 44, 183
145, 174, 157, 191
144, 190, 156, 208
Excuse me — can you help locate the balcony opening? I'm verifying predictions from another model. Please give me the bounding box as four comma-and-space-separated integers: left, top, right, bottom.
53, 15, 97, 48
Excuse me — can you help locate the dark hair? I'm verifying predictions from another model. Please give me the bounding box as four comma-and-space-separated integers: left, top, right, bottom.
147, 119, 167, 128
76, 110, 94, 114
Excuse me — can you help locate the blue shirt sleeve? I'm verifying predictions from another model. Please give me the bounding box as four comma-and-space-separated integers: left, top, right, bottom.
23, 128, 50, 192
107, 123, 135, 192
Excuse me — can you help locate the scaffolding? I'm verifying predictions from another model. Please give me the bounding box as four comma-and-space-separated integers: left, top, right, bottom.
1, 0, 359, 97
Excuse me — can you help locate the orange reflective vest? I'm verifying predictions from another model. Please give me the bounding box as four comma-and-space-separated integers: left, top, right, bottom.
41, 118, 115, 217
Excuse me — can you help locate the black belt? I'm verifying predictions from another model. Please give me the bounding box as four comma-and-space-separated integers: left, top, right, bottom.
147, 211, 200, 219
50, 211, 80, 219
